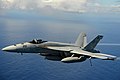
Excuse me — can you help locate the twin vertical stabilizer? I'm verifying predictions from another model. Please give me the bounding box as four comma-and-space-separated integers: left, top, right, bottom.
84, 35, 103, 51
75, 32, 103, 51
75, 32, 87, 48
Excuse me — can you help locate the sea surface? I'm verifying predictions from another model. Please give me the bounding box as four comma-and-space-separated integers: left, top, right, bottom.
0, 10, 120, 80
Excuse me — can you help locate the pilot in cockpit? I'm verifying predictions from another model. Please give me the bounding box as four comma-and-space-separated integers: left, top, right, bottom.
29, 39, 46, 44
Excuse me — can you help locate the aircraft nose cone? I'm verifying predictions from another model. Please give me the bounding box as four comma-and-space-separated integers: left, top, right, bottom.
2, 45, 16, 52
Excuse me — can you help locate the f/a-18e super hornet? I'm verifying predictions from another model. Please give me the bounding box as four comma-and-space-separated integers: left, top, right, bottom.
2, 32, 117, 65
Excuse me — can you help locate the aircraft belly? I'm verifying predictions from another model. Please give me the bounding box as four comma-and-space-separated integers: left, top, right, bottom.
45, 56, 62, 61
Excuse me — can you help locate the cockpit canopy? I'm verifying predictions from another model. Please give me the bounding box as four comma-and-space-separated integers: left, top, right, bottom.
29, 39, 47, 44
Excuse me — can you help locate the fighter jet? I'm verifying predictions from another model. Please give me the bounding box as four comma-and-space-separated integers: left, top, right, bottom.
2, 32, 117, 65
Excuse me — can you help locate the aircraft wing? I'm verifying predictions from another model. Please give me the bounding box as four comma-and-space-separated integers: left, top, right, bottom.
47, 46, 116, 60
71, 50, 117, 60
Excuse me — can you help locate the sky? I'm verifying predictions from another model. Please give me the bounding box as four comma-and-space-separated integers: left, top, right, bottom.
0, 0, 120, 43
0, 0, 120, 13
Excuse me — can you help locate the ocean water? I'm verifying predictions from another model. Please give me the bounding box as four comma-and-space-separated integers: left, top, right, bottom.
0, 10, 120, 80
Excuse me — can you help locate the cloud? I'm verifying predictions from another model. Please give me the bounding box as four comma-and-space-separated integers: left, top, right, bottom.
0, 0, 88, 12
0, 0, 120, 13
40, 0, 87, 12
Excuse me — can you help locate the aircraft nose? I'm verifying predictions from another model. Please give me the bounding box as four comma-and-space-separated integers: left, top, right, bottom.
2, 45, 16, 52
